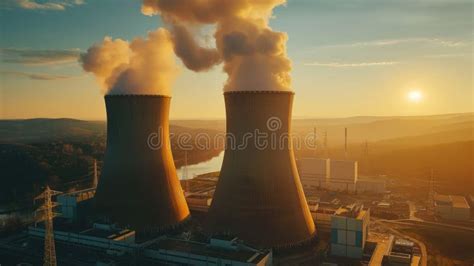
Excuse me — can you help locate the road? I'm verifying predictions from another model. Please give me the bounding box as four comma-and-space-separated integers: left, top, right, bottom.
381, 219, 474, 233
373, 220, 428, 266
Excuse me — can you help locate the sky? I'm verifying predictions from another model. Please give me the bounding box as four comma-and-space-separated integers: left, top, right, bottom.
0, 0, 472, 120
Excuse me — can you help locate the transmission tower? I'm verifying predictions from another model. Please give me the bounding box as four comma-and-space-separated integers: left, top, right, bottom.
35, 186, 61, 266
344, 127, 348, 159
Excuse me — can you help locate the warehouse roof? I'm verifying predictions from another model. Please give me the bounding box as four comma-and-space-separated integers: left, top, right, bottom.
434, 194, 470, 209
450, 195, 469, 209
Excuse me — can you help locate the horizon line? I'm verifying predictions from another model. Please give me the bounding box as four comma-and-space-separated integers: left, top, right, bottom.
1, 111, 472, 122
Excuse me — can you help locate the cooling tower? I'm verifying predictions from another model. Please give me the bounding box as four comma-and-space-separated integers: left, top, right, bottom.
207, 91, 316, 248
95, 95, 190, 232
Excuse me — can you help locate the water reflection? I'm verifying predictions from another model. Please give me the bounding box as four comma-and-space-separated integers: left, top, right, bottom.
177, 151, 224, 180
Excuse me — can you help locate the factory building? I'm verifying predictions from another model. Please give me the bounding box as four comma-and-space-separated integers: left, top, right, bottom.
28, 221, 271, 265
95, 95, 190, 233
207, 91, 316, 248
356, 178, 386, 194
297, 158, 385, 194
29, 222, 136, 254
57, 188, 95, 223
434, 194, 470, 221
330, 204, 370, 259
327, 160, 358, 192
297, 158, 330, 188
382, 236, 421, 266
144, 236, 272, 266
309, 204, 337, 233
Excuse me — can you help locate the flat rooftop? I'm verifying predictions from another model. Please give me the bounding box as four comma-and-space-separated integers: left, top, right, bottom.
148, 238, 269, 263
80, 227, 133, 239
33, 219, 134, 240
450, 195, 470, 209
435, 194, 470, 209
334, 205, 369, 219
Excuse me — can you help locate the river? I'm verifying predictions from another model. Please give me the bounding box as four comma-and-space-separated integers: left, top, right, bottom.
176, 151, 224, 180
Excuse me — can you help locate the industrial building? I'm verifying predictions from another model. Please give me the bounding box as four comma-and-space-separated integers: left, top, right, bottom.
95, 95, 190, 233
297, 157, 385, 194
326, 160, 357, 192
27, 221, 271, 265
356, 178, 386, 194
330, 204, 370, 259
207, 91, 316, 248
297, 158, 330, 188
29, 222, 136, 253
309, 205, 337, 233
143, 236, 272, 265
434, 194, 470, 221
57, 188, 95, 223
382, 236, 421, 266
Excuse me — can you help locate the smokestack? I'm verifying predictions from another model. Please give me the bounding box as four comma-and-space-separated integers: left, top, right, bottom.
95, 95, 190, 232
345, 127, 348, 159
207, 91, 316, 248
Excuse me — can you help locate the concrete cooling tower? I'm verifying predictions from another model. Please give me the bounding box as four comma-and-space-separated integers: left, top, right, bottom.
207, 91, 316, 248
95, 95, 190, 233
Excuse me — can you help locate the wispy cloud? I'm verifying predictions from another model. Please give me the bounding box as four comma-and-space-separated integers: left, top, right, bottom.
322, 38, 467, 48
304, 61, 399, 68
423, 53, 472, 59
0, 70, 77, 80
1, 0, 84, 11
1, 48, 81, 65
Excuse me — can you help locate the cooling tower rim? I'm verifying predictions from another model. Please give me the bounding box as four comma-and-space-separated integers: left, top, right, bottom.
104, 94, 171, 98
224, 90, 294, 95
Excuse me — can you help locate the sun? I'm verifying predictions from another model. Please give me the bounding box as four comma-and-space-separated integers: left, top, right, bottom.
407, 90, 423, 103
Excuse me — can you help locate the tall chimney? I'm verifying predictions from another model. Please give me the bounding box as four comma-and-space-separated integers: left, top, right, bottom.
345, 127, 348, 159
95, 95, 190, 233
207, 91, 316, 248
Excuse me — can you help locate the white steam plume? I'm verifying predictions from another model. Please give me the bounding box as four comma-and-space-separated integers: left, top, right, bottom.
142, 0, 292, 92
80, 28, 178, 96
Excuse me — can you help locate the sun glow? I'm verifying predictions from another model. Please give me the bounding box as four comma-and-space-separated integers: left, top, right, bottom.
407, 90, 423, 103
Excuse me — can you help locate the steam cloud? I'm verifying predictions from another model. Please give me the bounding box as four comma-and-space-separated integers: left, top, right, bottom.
142, 0, 292, 92
80, 28, 178, 96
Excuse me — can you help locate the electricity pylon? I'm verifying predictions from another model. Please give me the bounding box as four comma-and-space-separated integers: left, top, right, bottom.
35, 186, 61, 266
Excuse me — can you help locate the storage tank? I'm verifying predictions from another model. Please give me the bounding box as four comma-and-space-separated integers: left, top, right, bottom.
207, 91, 316, 248
95, 95, 190, 233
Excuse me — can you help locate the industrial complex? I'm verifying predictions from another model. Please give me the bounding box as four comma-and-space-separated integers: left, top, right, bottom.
0, 93, 472, 265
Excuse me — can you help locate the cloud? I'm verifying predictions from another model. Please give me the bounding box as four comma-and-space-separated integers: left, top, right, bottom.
423, 53, 471, 58
1, 0, 84, 11
0, 70, 76, 80
322, 38, 467, 48
304, 61, 399, 68
1, 48, 81, 65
